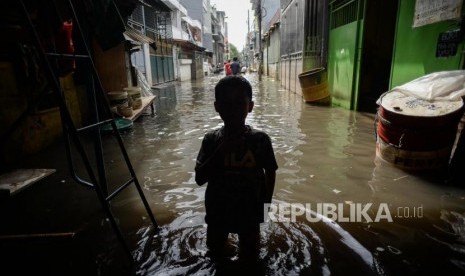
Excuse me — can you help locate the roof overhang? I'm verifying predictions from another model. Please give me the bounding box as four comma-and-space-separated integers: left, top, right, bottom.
160, 0, 183, 12
182, 16, 202, 30
173, 39, 205, 51
124, 26, 155, 44
140, 0, 171, 12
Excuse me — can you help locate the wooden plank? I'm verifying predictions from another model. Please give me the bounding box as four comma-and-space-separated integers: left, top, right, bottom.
125, 95, 156, 121
0, 169, 56, 196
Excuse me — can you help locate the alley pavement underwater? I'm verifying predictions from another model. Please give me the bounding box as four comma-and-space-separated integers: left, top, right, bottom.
1, 73, 465, 275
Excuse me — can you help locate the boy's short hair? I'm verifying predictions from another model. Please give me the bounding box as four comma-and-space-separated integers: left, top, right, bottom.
215, 76, 252, 101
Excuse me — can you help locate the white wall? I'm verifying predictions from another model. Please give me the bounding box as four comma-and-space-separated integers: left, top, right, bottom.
179, 59, 192, 81
280, 56, 303, 96
268, 63, 279, 80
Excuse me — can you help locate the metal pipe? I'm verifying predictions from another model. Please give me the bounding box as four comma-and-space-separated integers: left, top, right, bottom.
0, 232, 76, 241
258, 0, 262, 81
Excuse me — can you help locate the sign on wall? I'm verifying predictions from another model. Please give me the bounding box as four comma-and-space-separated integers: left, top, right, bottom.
436, 29, 461, 57
413, 0, 463, 28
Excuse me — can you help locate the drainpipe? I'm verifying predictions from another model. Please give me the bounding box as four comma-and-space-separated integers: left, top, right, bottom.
258, 0, 262, 81
143, 44, 153, 85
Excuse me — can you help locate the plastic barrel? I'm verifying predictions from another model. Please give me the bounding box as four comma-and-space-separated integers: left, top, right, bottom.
298, 67, 330, 103
376, 91, 464, 170
124, 87, 142, 109
107, 91, 128, 107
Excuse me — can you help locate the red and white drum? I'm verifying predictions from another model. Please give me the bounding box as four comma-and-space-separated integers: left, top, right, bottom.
376, 91, 464, 170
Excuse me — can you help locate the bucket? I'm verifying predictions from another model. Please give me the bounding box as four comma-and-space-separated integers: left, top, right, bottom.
117, 105, 133, 117
100, 118, 133, 133
298, 68, 330, 103
376, 91, 464, 170
124, 87, 142, 109
107, 91, 128, 107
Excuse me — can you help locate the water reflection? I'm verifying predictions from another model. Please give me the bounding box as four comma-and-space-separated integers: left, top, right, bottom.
134, 212, 333, 275
117, 74, 465, 275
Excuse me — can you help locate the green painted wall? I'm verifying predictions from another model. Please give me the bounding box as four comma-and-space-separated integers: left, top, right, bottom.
328, 21, 360, 109
390, 0, 464, 88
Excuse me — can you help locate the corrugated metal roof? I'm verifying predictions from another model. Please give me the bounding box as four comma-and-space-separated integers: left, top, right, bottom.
124, 26, 155, 44
138, 0, 171, 11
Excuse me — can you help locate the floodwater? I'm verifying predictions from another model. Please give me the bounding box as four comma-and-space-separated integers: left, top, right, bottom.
109, 73, 465, 275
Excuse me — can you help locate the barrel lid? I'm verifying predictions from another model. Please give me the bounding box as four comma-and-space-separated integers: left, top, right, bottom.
298, 67, 326, 77
380, 91, 463, 117
107, 91, 128, 100
123, 86, 141, 92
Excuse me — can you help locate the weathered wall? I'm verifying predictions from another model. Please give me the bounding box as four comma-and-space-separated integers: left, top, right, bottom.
179, 59, 192, 81
93, 41, 129, 93
1, 66, 82, 165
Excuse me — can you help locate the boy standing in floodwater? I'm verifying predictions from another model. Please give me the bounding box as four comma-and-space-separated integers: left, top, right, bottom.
195, 76, 278, 261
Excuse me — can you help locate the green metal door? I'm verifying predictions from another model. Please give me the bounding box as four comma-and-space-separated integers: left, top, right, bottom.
328, 0, 364, 110
150, 55, 174, 84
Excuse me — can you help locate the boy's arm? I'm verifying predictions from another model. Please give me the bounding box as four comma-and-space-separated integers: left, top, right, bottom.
264, 169, 276, 203
262, 133, 278, 203
195, 141, 225, 185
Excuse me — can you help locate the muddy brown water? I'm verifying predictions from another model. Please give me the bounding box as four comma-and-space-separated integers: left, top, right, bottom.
104, 74, 465, 275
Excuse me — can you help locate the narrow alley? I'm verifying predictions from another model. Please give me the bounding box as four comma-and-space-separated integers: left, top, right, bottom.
2, 73, 464, 275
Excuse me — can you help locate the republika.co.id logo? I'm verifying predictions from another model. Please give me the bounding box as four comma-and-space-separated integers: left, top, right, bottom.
264, 202, 423, 223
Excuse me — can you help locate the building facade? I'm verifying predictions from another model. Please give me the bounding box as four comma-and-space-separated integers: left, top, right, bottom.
179, 0, 214, 75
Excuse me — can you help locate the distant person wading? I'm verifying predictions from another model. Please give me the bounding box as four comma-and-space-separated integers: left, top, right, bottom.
224, 60, 232, 76
230, 57, 241, 75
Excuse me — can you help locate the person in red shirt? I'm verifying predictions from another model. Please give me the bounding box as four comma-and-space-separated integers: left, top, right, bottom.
224, 60, 232, 76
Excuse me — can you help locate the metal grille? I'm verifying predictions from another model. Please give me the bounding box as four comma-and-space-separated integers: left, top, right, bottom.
304, 0, 328, 60
130, 5, 144, 24
280, 0, 305, 57
145, 8, 156, 29
330, 0, 361, 29
156, 11, 172, 39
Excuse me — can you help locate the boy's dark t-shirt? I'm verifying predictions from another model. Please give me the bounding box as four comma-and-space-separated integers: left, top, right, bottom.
196, 126, 278, 232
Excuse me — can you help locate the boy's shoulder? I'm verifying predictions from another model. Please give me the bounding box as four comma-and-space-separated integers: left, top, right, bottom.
203, 128, 223, 140
203, 126, 271, 139
246, 126, 272, 140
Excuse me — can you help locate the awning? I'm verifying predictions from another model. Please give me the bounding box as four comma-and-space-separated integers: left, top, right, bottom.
181, 16, 202, 30
124, 26, 155, 44
138, 0, 171, 12
173, 39, 205, 51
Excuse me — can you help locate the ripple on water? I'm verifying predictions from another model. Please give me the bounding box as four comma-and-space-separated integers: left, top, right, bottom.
134, 212, 332, 275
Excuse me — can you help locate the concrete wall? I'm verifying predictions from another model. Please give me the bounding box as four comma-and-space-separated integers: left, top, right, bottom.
179, 0, 214, 53
268, 62, 279, 80
265, 26, 281, 79
179, 0, 203, 20
280, 54, 303, 96
179, 59, 192, 81
1, 69, 82, 165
